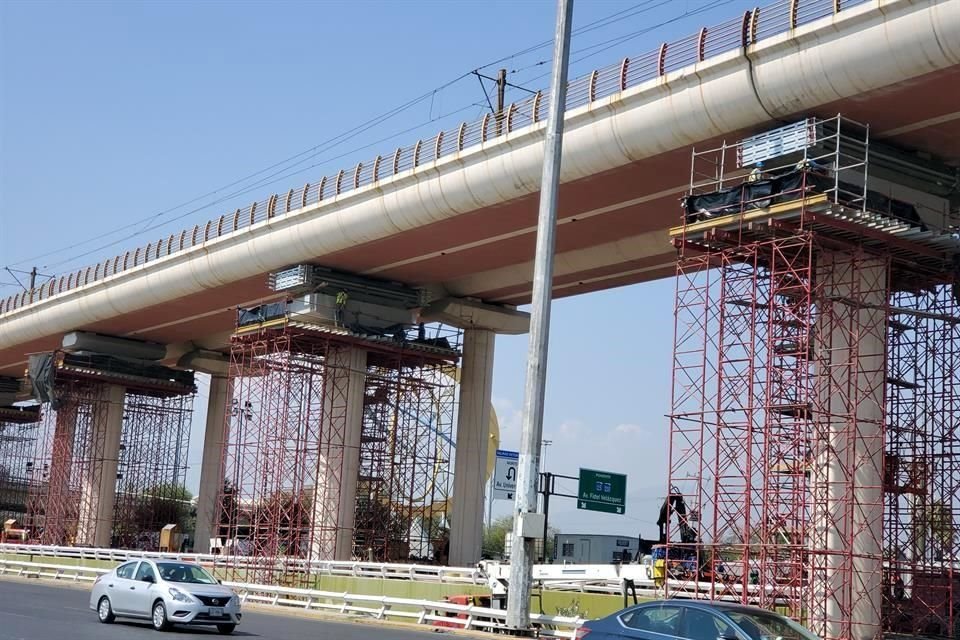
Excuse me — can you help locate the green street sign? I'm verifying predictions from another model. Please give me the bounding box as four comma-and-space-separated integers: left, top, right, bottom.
577, 468, 627, 515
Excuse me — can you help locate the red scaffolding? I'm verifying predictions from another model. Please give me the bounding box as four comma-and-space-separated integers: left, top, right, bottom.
24, 351, 195, 547
0, 407, 42, 530
216, 316, 459, 584
665, 115, 959, 640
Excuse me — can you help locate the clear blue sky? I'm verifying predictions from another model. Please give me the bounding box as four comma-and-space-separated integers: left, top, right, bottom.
1, 0, 759, 540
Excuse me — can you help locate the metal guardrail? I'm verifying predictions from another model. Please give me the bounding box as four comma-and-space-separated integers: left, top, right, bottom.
0, 0, 872, 316
0, 558, 584, 637
0, 543, 484, 584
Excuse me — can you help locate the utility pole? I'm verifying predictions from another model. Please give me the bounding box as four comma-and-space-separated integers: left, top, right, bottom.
495, 68, 507, 136
505, 0, 574, 632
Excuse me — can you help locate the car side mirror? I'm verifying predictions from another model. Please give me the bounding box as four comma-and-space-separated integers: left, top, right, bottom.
718, 631, 739, 640
143, 575, 155, 584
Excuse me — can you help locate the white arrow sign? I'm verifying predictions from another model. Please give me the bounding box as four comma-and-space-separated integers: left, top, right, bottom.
493, 449, 519, 501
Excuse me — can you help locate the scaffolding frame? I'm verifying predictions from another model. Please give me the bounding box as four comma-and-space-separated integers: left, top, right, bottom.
357, 348, 458, 563
885, 287, 960, 638
112, 392, 194, 550
216, 319, 460, 584
27, 382, 112, 546
0, 411, 42, 527
24, 352, 195, 547
667, 114, 960, 640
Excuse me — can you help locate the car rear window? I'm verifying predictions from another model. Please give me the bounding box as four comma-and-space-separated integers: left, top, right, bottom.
115, 562, 137, 579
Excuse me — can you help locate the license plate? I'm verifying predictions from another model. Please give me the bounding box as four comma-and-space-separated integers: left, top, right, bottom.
209, 607, 224, 617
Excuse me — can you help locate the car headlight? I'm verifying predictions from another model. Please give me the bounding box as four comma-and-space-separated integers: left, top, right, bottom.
168, 587, 193, 603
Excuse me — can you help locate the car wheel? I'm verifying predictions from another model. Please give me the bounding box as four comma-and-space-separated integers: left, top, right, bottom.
97, 596, 115, 624
216, 624, 236, 635
151, 601, 170, 631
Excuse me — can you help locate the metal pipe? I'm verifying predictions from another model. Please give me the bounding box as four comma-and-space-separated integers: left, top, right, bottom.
505, 0, 573, 630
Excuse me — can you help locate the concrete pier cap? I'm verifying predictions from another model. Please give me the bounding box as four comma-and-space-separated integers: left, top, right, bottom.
420, 297, 530, 334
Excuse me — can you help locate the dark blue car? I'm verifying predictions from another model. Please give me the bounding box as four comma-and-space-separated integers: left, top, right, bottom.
575, 600, 821, 640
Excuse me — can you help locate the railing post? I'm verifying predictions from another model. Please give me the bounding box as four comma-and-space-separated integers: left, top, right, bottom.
217, 215, 224, 236
301, 183, 310, 208
741, 10, 752, 46
413, 140, 422, 167
353, 162, 362, 189
506, 103, 516, 132
481, 113, 490, 142
373, 155, 382, 180
697, 27, 708, 61
434, 132, 443, 160
267, 194, 277, 219
392, 148, 401, 175
657, 43, 668, 76
285, 189, 293, 212
532, 92, 543, 122
619, 58, 629, 91
588, 69, 598, 101
834, 0, 841, 13
204, 220, 213, 240
335, 169, 345, 194
457, 124, 466, 150
318, 176, 327, 201
750, 7, 760, 43
248, 202, 257, 226
789, 0, 798, 28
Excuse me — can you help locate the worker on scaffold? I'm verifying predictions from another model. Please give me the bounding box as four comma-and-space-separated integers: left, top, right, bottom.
335, 290, 349, 327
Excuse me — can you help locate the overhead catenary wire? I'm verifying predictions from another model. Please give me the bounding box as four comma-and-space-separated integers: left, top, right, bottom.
40, 100, 487, 272
5, 72, 476, 272
3, 0, 741, 283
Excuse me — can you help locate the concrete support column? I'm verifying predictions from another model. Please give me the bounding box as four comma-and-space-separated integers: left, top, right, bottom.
194, 374, 230, 554
450, 329, 495, 566
77, 384, 125, 547
812, 252, 886, 640
311, 346, 367, 561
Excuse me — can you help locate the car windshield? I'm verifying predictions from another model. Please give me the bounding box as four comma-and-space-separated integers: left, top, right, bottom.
156, 562, 218, 585
725, 609, 820, 640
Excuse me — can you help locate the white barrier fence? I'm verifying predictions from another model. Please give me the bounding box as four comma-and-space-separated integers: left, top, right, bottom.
0, 558, 584, 638
0, 543, 783, 604
0, 543, 484, 584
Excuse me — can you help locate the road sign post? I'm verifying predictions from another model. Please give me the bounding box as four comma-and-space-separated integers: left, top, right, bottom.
577, 468, 627, 515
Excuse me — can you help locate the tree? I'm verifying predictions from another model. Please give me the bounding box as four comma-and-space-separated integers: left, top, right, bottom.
482, 516, 559, 561
913, 499, 955, 560
483, 516, 513, 559
353, 498, 409, 561
114, 483, 193, 549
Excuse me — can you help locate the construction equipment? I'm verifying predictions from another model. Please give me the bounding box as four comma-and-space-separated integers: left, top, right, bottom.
656, 486, 698, 545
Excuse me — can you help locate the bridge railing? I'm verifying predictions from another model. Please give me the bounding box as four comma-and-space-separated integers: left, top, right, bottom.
0, 0, 870, 316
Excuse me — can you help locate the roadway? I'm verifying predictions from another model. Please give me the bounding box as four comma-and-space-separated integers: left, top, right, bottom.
0, 579, 438, 640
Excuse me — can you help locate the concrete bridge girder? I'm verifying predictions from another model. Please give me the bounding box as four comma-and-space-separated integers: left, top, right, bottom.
1, 0, 957, 358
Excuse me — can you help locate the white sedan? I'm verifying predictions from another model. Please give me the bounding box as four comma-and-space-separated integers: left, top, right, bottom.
90, 559, 241, 634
